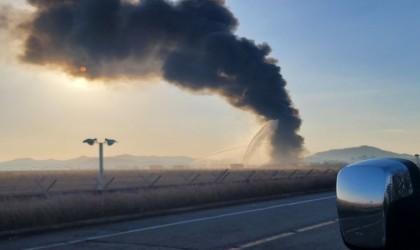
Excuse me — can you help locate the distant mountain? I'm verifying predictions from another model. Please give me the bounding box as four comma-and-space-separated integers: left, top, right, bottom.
2, 146, 416, 171
305, 145, 415, 164
0, 155, 195, 171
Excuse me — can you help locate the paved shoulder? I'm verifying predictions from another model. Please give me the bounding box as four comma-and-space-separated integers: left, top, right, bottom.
1, 192, 347, 250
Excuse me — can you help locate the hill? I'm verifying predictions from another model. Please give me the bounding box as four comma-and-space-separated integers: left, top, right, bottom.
0, 155, 195, 171
305, 145, 415, 164
1, 145, 416, 170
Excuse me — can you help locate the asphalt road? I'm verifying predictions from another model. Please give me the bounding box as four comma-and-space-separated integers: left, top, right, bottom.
1, 192, 348, 250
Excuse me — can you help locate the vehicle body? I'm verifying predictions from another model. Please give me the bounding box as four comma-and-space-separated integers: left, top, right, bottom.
336, 158, 420, 249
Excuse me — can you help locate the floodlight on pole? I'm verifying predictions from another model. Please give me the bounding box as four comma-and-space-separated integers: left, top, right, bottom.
105, 138, 117, 146
83, 138, 117, 191
83, 138, 97, 146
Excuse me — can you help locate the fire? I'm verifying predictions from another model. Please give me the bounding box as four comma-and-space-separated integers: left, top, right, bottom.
79, 66, 87, 72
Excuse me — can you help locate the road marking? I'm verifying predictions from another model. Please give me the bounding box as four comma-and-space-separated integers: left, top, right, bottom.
230, 232, 296, 249
296, 220, 336, 232
24, 195, 336, 250
230, 220, 337, 250
344, 220, 382, 234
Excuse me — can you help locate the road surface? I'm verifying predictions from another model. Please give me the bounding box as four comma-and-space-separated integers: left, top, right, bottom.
1, 192, 347, 249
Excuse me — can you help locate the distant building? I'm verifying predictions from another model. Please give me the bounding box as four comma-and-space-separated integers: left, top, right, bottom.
230, 163, 244, 169
149, 165, 164, 170
261, 163, 300, 169
172, 165, 189, 170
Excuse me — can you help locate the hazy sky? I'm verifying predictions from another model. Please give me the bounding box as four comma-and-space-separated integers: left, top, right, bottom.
0, 0, 419, 162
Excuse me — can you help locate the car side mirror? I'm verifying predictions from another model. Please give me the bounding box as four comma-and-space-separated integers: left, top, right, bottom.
336, 158, 420, 249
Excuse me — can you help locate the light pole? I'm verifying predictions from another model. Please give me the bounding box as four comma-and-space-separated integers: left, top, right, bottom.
415, 154, 419, 167
83, 138, 117, 191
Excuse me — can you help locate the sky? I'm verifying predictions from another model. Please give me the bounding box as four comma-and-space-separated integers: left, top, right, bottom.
0, 0, 419, 162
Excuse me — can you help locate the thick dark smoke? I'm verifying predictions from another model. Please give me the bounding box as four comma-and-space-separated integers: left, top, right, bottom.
21, 0, 304, 164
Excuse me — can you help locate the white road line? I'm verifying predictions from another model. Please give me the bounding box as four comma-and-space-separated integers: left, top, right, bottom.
230, 232, 296, 249
344, 220, 382, 234
295, 220, 336, 232
24, 195, 336, 250
230, 220, 337, 250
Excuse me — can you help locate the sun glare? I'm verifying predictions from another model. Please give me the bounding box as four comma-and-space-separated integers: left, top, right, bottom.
71, 78, 90, 89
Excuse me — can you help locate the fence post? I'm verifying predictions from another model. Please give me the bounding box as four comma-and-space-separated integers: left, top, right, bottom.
139, 174, 162, 188
218, 172, 230, 183
189, 173, 200, 184
35, 177, 57, 195
104, 177, 116, 190
304, 169, 314, 177
148, 175, 162, 188
270, 170, 279, 178
245, 170, 256, 182
180, 173, 194, 182
214, 169, 229, 183
287, 170, 298, 179
180, 172, 201, 184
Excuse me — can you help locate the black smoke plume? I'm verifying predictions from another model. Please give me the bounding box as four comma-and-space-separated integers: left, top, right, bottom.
21, 0, 304, 164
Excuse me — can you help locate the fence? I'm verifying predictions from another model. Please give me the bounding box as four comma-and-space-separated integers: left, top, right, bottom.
0, 167, 341, 200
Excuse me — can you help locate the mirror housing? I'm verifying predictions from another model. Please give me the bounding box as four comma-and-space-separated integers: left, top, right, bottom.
336, 158, 420, 249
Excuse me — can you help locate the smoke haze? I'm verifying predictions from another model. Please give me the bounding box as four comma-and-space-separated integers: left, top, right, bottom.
21, 0, 304, 164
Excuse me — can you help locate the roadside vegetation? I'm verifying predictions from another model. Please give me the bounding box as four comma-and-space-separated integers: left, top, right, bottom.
0, 168, 340, 233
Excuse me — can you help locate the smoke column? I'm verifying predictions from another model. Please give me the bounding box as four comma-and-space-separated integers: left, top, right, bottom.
21, 0, 304, 164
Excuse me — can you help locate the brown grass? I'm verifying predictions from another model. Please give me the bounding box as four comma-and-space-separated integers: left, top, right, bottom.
0, 168, 343, 195
0, 172, 337, 232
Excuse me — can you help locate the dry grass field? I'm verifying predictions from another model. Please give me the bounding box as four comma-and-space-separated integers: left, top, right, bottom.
0, 167, 342, 233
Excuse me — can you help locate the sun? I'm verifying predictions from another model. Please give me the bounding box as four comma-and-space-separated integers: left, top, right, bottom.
79, 66, 87, 72
69, 77, 91, 90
